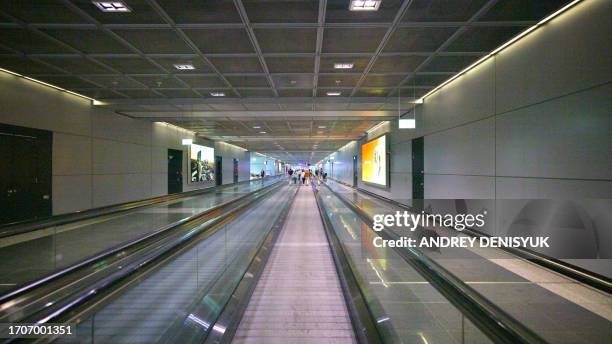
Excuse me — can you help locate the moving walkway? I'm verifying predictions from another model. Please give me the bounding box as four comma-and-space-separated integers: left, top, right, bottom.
0, 177, 280, 293
0, 180, 609, 343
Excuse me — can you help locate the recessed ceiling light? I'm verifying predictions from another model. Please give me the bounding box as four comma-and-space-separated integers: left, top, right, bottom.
253, 126, 261, 129
333, 62, 354, 69
349, 0, 381, 11
210, 92, 225, 97
173, 64, 195, 70
326, 91, 342, 96
259, 131, 267, 134
92, 1, 131, 12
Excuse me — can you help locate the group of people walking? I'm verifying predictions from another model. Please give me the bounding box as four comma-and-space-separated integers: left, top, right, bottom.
287, 168, 327, 185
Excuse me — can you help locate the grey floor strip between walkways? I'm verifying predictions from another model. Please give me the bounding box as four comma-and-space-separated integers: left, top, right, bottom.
233, 186, 357, 344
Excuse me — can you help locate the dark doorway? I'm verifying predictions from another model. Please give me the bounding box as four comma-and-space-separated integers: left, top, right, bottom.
167, 149, 183, 194
233, 158, 239, 184
215, 156, 223, 186
353, 155, 358, 187
412, 137, 424, 203
0, 123, 52, 225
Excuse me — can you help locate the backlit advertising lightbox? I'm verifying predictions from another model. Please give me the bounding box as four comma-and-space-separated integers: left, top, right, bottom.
190, 144, 215, 182
361, 135, 388, 187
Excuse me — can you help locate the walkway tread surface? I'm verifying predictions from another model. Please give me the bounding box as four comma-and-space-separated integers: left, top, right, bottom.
233, 186, 356, 344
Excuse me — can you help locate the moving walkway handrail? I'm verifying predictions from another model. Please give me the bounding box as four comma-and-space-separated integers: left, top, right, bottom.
0, 177, 280, 239
329, 178, 612, 294
0, 179, 284, 325
321, 182, 547, 344
311, 182, 383, 344
34, 181, 286, 343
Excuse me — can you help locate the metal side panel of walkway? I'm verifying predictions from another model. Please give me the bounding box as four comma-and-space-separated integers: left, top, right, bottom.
233, 186, 356, 344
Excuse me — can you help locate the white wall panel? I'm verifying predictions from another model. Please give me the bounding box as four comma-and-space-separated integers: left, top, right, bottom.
425, 118, 494, 176
92, 174, 152, 208
421, 58, 495, 134
496, 177, 612, 199
424, 174, 495, 199
52, 175, 92, 214
92, 139, 151, 175
495, 0, 612, 114
91, 110, 151, 146
0, 74, 91, 136
496, 83, 612, 180
52, 133, 92, 176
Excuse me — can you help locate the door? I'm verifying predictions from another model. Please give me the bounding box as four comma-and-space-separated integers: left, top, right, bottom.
167, 149, 183, 194
0, 124, 52, 225
412, 137, 424, 209
233, 158, 239, 184
352, 155, 358, 187
215, 156, 223, 186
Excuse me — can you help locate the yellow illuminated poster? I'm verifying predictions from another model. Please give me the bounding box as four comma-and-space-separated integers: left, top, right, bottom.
361, 135, 387, 186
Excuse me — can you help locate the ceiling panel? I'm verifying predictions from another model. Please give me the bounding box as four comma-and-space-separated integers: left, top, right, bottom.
384, 27, 456, 52
112, 29, 193, 54
184, 29, 254, 54
42, 29, 132, 54
178, 75, 227, 88
118, 89, 162, 98
354, 88, 391, 97
362, 75, 405, 87
226, 76, 270, 88
131, 76, 186, 88
0, 57, 60, 75
0, 29, 72, 54
272, 74, 313, 88
96, 57, 165, 73
85, 75, 145, 88
37, 57, 113, 74
208, 57, 262, 73
445, 26, 527, 52
266, 57, 315, 73
403, 0, 489, 22
157, 0, 241, 23
255, 28, 317, 53
244, 0, 318, 23
318, 74, 361, 87
236, 88, 275, 98
157, 89, 200, 98
370, 56, 426, 73
0, 0, 86, 23
322, 28, 388, 53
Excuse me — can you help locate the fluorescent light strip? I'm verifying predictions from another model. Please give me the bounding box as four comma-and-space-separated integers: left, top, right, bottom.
173, 64, 195, 70
0, 67, 96, 102
333, 62, 354, 69
417, 0, 583, 103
